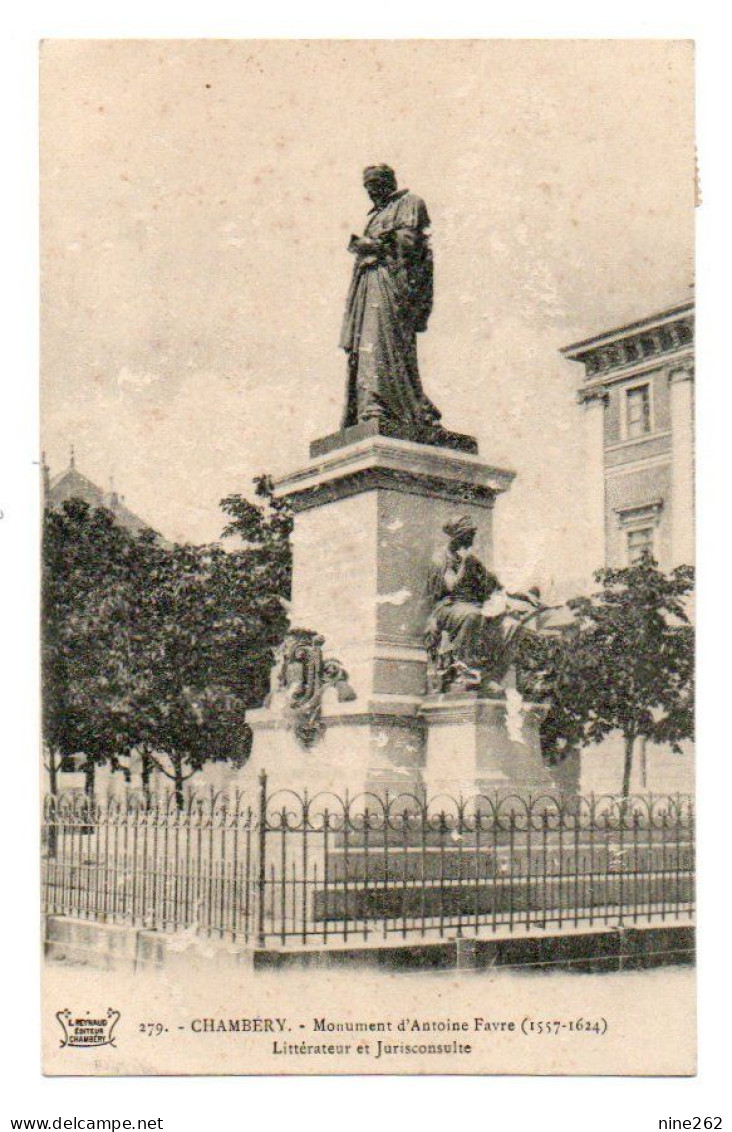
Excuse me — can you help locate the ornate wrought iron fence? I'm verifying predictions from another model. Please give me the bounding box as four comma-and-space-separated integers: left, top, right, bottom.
42, 790, 257, 940
42, 776, 695, 948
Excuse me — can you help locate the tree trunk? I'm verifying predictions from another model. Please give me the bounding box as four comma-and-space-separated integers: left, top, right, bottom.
84, 758, 96, 801
47, 749, 59, 798
622, 734, 635, 800
173, 757, 185, 812
141, 749, 153, 805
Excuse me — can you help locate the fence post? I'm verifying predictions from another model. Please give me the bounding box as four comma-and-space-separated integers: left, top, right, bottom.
256, 770, 267, 949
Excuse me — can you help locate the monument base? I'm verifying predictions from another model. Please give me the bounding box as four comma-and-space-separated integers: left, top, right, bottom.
244, 431, 551, 802
309, 418, 478, 459
274, 433, 514, 711
246, 695, 425, 799
248, 689, 557, 801
419, 692, 555, 797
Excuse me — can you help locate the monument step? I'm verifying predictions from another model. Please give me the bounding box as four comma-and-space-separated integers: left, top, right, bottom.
325, 827, 690, 850
310, 872, 693, 924
319, 843, 691, 883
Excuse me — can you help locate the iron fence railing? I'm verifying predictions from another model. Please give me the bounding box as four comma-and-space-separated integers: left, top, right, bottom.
42, 789, 257, 940
42, 775, 695, 948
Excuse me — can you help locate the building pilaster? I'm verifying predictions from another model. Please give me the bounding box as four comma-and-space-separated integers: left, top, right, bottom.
668, 365, 695, 567
580, 387, 608, 579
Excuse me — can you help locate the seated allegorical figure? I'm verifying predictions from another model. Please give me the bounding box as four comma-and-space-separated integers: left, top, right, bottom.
424, 515, 546, 695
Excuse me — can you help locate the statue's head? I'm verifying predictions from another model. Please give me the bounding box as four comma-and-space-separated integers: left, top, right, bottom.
443, 514, 477, 550
363, 164, 397, 207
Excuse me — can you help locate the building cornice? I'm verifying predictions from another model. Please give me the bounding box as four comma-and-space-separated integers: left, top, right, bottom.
669, 362, 695, 384
604, 453, 671, 478
576, 345, 693, 399
275, 435, 515, 514
577, 386, 609, 406
614, 498, 664, 518
563, 303, 694, 384
561, 301, 694, 357
605, 430, 671, 455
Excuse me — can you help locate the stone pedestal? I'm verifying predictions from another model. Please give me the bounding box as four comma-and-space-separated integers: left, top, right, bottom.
279, 433, 513, 700
247, 431, 552, 798
246, 695, 425, 798
419, 693, 554, 797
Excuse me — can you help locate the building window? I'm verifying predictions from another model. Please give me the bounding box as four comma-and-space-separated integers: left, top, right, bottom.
627, 526, 654, 564
615, 499, 663, 568
625, 383, 652, 439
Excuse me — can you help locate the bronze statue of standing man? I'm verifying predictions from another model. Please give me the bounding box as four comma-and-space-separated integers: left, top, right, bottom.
340, 165, 442, 438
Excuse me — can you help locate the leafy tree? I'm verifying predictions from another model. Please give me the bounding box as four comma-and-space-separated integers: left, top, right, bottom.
42, 482, 290, 805
220, 473, 293, 605
128, 540, 279, 807
516, 628, 588, 765
42, 500, 146, 798
125, 477, 292, 803
520, 555, 694, 797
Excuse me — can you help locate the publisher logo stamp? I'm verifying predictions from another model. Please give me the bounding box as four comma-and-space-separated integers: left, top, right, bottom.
55, 1009, 121, 1049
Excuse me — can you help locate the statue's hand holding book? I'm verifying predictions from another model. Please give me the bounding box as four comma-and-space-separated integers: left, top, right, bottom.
348, 234, 379, 254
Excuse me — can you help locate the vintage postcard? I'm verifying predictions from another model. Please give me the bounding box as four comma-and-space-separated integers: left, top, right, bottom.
40, 39, 696, 1076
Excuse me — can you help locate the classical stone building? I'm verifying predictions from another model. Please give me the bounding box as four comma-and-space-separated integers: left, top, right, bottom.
562, 299, 694, 578
561, 300, 694, 794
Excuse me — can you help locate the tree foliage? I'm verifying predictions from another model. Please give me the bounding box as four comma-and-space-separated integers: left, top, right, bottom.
42, 500, 145, 794
42, 480, 292, 802
518, 555, 695, 796
516, 629, 588, 765
220, 473, 293, 605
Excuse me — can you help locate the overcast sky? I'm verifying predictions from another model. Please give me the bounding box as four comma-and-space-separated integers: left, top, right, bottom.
40, 40, 694, 596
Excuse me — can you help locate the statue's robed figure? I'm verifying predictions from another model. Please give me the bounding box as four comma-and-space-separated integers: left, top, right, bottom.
340, 164, 440, 435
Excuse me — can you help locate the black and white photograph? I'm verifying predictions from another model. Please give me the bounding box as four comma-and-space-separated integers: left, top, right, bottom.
35, 38, 697, 1077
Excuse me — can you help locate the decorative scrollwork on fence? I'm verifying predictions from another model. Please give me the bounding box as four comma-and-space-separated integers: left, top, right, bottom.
42, 781, 694, 950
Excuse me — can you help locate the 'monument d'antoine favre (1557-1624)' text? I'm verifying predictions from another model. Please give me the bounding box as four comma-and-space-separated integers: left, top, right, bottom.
39, 40, 696, 1077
